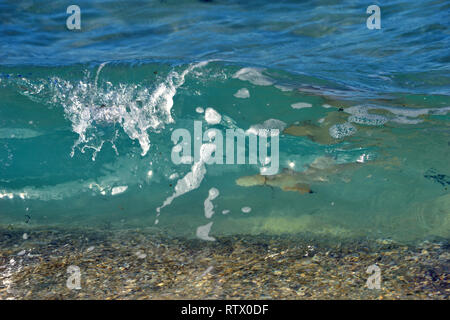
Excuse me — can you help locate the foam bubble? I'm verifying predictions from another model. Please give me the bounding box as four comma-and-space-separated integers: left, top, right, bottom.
356, 154, 369, 163
206, 130, 217, 140
111, 185, 128, 195
0, 160, 144, 201
156, 143, 216, 214
246, 119, 286, 137
344, 105, 450, 126
345, 106, 388, 126
47, 61, 209, 158
0, 192, 14, 199
348, 114, 388, 126
329, 122, 356, 139
232, 68, 273, 86
169, 173, 179, 180
241, 206, 252, 213
234, 88, 250, 99
196, 222, 215, 241
205, 107, 221, 125
204, 187, 219, 219
0, 128, 43, 140
291, 102, 312, 109
275, 84, 294, 92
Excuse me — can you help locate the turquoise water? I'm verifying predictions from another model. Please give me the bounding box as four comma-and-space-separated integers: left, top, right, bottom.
0, 0, 449, 241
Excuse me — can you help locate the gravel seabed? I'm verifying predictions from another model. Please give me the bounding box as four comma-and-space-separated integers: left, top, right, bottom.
0, 226, 448, 300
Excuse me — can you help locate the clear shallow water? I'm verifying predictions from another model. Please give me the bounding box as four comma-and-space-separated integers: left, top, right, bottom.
0, 0, 449, 242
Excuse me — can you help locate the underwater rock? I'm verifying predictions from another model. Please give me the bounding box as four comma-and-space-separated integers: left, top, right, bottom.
236, 169, 312, 194
284, 124, 334, 145
236, 156, 361, 194
283, 103, 439, 145
283, 111, 350, 145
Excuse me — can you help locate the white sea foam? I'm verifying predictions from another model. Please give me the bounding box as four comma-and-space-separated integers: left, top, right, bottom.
344, 105, 450, 126
156, 143, 216, 215
275, 84, 294, 92
348, 113, 388, 126
169, 173, 179, 180
94, 62, 108, 89
356, 154, 370, 163
329, 122, 357, 139
196, 222, 215, 241
111, 185, 128, 195
221, 115, 239, 130
205, 107, 221, 124
291, 102, 312, 109
241, 206, 252, 213
0, 128, 43, 139
234, 88, 250, 99
0, 192, 14, 199
232, 68, 273, 86
204, 187, 219, 219
344, 106, 388, 126
246, 119, 286, 137
0, 155, 149, 201
48, 61, 209, 158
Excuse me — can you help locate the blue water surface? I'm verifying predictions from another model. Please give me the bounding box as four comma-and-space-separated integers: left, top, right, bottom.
0, 0, 449, 241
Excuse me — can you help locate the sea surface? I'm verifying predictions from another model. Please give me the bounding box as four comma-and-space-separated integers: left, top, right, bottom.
0, 0, 449, 243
